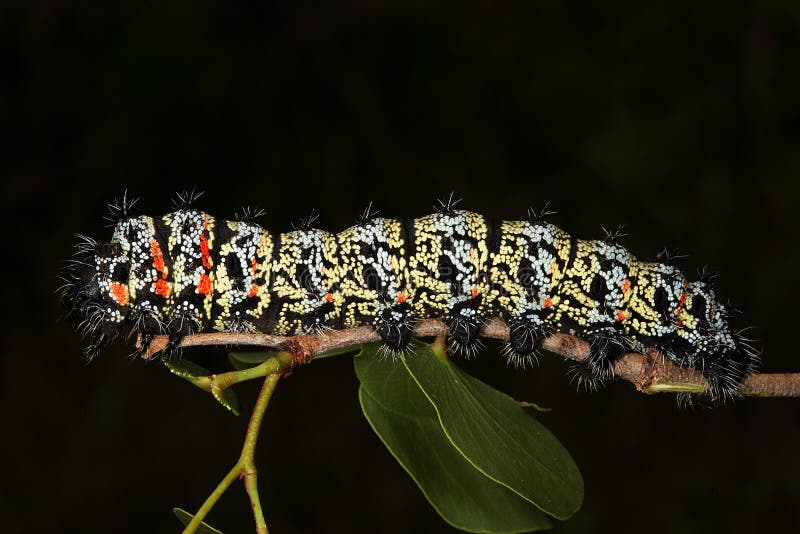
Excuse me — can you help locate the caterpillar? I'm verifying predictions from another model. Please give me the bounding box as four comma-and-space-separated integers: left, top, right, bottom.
61, 191, 758, 403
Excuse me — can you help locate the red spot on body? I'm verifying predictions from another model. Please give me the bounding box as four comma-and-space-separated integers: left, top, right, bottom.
325, 292, 334, 303
197, 273, 212, 296
616, 311, 625, 322
543, 297, 552, 308
675, 291, 686, 316
110, 282, 129, 305
154, 278, 170, 297
621, 279, 630, 293
248, 284, 259, 298
150, 238, 170, 296
396, 292, 407, 304
150, 239, 166, 274
471, 287, 479, 299
200, 232, 212, 269
250, 257, 258, 277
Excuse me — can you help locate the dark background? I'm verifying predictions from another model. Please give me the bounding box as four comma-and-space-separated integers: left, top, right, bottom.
3, 2, 800, 533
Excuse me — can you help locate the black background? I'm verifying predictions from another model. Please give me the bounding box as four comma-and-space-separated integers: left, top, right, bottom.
4, 2, 800, 533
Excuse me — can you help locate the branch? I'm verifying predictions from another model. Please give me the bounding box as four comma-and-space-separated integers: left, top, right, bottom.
182, 352, 291, 534
141, 318, 800, 398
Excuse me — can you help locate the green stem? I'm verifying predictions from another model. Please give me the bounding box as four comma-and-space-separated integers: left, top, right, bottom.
182, 353, 290, 534
183, 463, 242, 531
644, 382, 707, 394
215, 352, 293, 390
430, 335, 448, 360
214, 360, 275, 389
240, 372, 280, 534
210, 352, 291, 397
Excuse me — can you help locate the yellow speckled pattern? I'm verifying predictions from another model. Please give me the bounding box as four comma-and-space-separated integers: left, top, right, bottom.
210, 220, 274, 332
333, 218, 408, 329
408, 211, 490, 317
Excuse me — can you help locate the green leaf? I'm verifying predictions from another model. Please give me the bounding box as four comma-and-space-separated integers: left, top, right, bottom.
211, 386, 240, 416
163, 360, 240, 415
401, 345, 583, 519
164, 358, 213, 383
355, 342, 583, 522
357, 357, 552, 532
172, 507, 223, 534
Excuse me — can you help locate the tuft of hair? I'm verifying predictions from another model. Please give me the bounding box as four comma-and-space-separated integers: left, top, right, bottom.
171, 188, 204, 211
448, 335, 485, 359
501, 343, 540, 369
235, 205, 267, 223
675, 392, 698, 410
696, 265, 719, 284
506, 319, 549, 368
104, 190, 139, 225
373, 304, 418, 357
161, 313, 201, 357
435, 192, 462, 214
585, 333, 628, 380
566, 360, 607, 393
656, 246, 687, 265
735, 328, 763, 374
601, 224, 627, 245
223, 316, 259, 334
357, 201, 380, 225
444, 310, 485, 359
305, 321, 335, 336
527, 201, 556, 224
293, 209, 320, 230
58, 235, 101, 313
72, 234, 99, 256
376, 339, 417, 362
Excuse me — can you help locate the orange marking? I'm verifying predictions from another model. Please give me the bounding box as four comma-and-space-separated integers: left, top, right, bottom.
197, 273, 212, 296
110, 282, 129, 306
396, 291, 407, 304
616, 311, 625, 322
543, 297, 552, 308
248, 284, 259, 298
676, 320, 682, 328
150, 238, 171, 296
674, 291, 686, 316
150, 239, 166, 275
154, 278, 170, 297
250, 257, 258, 277
621, 279, 630, 293
550, 262, 558, 274
325, 292, 334, 303
471, 287, 479, 299
199, 232, 212, 269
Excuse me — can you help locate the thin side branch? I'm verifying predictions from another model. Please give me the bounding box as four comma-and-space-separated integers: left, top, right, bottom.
182, 354, 289, 534
142, 318, 800, 397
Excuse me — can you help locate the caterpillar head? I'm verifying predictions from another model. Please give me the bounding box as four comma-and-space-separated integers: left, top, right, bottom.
677, 280, 726, 338
677, 280, 756, 402
61, 237, 131, 360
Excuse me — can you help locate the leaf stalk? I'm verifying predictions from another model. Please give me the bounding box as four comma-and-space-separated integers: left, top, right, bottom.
182, 353, 289, 534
